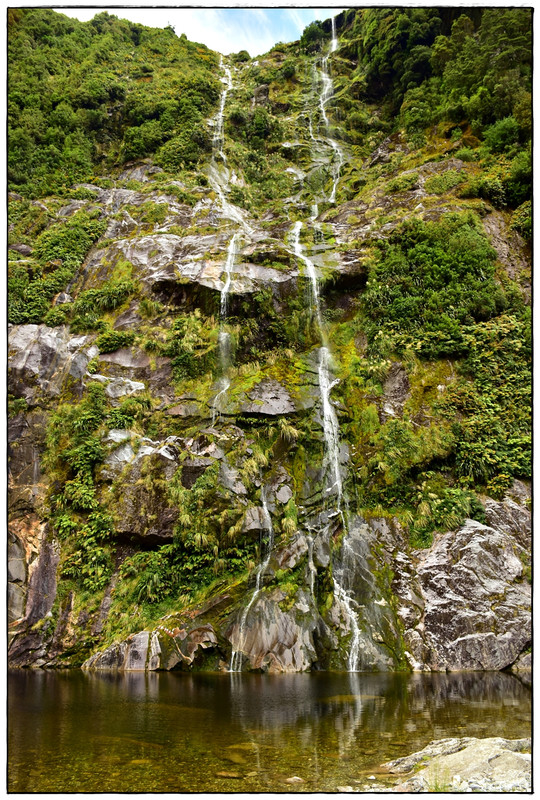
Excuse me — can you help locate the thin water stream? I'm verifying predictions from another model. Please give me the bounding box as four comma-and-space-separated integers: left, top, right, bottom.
230, 489, 274, 671
8, 669, 531, 793
289, 221, 361, 669
208, 57, 252, 232
212, 232, 239, 424
317, 17, 344, 203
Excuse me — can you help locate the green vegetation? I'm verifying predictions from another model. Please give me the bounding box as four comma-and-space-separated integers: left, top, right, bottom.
45, 383, 114, 591
8, 8, 220, 197
7, 7, 531, 663
8, 210, 107, 323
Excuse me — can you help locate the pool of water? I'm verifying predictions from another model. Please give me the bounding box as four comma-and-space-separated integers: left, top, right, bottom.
8, 669, 531, 792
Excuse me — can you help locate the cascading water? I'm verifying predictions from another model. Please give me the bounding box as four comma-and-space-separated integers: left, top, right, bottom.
290, 220, 361, 671
208, 57, 252, 232
330, 15, 339, 53
213, 56, 232, 163
212, 232, 239, 424
317, 18, 344, 203
230, 489, 274, 671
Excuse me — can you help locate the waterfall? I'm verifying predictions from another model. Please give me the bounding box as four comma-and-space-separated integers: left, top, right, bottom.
208, 58, 252, 233
317, 20, 344, 203
213, 56, 233, 164
290, 220, 361, 671
306, 534, 316, 597
230, 489, 274, 671
212, 232, 239, 424
331, 16, 338, 53
333, 541, 362, 672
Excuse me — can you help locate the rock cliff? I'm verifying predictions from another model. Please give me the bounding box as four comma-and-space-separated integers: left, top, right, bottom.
8, 8, 531, 672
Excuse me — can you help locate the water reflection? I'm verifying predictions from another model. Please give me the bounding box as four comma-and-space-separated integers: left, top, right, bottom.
9, 670, 531, 793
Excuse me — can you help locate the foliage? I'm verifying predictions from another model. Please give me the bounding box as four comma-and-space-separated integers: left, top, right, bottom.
361, 214, 507, 358
424, 169, 464, 194
95, 329, 136, 353
387, 172, 418, 193
511, 200, 531, 240
46, 383, 114, 591
106, 395, 151, 429
483, 116, 520, 153
164, 309, 218, 381
8, 210, 107, 324
300, 21, 327, 53
410, 474, 486, 547
438, 314, 531, 484
8, 8, 220, 196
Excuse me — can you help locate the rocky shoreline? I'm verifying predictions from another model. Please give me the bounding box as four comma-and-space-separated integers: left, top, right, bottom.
335, 735, 532, 793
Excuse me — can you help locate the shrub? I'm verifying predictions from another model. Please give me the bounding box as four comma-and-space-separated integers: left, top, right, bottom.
510, 200, 531, 240
231, 49, 250, 63
43, 306, 69, 327
424, 169, 464, 195
95, 329, 136, 353
483, 116, 520, 153
387, 172, 419, 193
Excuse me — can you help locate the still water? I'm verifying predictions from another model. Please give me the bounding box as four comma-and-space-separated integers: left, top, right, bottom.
9, 669, 531, 793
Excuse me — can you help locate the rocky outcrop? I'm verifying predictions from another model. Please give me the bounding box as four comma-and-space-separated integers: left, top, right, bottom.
384, 737, 531, 793
8, 324, 98, 405
106, 435, 182, 543
74, 483, 532, 674
395, 490, 531, 671
83, 606, 228, 671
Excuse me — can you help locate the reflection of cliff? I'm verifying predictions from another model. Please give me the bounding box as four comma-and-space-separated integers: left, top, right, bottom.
8, 669, 531, 792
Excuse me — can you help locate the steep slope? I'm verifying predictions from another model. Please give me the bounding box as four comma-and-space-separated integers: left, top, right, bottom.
8, 9, 531, 672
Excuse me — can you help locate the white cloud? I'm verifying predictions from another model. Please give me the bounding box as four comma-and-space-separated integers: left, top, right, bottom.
52, 6, 344, 57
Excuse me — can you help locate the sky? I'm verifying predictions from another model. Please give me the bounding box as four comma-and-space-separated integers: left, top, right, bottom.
51, 6, 344, 57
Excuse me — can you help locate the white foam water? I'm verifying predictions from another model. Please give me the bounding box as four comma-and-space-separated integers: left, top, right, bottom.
290, 220, 361, 671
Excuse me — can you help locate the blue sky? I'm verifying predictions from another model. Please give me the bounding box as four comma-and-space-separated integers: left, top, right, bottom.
53, 7, 344, 57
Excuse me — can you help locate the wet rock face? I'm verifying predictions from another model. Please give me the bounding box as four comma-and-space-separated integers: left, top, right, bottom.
406, 514, 531, 671
227, 588, 319, 673
8, 532, 27, 623
8, 410, 48, 515
8, 520, 61, 668
8, 325, 98, 405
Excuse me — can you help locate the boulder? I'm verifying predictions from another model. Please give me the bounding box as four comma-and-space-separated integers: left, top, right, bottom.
83, 622, 221, 671
385, 737, 531, 793
511, 651, 532, 672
